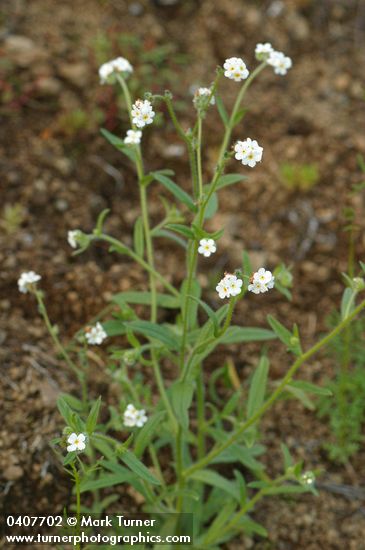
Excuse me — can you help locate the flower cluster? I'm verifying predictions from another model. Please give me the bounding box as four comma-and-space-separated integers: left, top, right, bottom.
301, 471, 315, 486
248, 268, 275, 294
216, 273, 243, 299
193, 87, 215, 108
85, 322, 107, 345
234, 138, 263, 168
18, 271, 41, 294
198, 238, 217, 258
67, 433, 86, 452
254, 43, 292, 75
124, 129, 142, 145
267, 51, 292, 76
255, 42, 274, 61
131, 99, 155, 128
223, 57, 249, 82
123, 404, 148, 428
99, 57, 133, 84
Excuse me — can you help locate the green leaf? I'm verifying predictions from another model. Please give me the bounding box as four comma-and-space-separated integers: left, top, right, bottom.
215, 94, 229, 127
289, 380, 332, 397
216, 173, 247, 190
111, 291, 180, 309
166, 223, 194, 239
204, 192, 218, 220
119, 450, 161, 485
100, 128, 137, 162
181, 279, 201, 331
341, 287, 356, 320
80, 471, 134, 493
153, 229, 188, 249
94, 209, 110, 236
134, 411, 166, 457
281, 443, 293, 470
190, 469, 241, 502
285, 384, 315, 410
151, 172, 197, 212
188, 295, 219, 336
57, 396, 76, 427
86, 397, 102, 435
126, 320, 180, 350
169, 380, 194, 431
267, 315, 302, 355
220, 326, 277, 344
232, 107, 248, 126
102, 320, 126, 337
133, 217, 144, 257
247, 356, 269, 419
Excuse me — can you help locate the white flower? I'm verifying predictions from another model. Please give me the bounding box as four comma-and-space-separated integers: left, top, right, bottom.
99, 57, 133, 84
267, 51, 292, 75
123, 404, 148, 428
85, 322, 107, 345
67, 433, 86, 452
124, 129, 142, 145
194, 87, 215, 106
18, 271, 41, 293
227, 275, 243, 297
216, 273, 242, 299
223, 57, 249, 82
198, 238, 217, 257
301, 471, 315, 485
131, 99, 155, 128
234, 138, 263, 168
255, 42, 274, 61
248, 268, 275, 294
67, 230, 81, 249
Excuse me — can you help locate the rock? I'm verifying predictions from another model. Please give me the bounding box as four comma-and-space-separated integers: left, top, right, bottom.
36, 76, 62, 97
4, 35, 47, 67
3, 464, 23, 481
58, 62, 90, 88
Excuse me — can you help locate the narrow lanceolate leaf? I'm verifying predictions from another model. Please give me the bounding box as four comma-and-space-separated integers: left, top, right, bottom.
57, 396, 76, 427
204, 191, 218, 220
220, 326, 277, 344
289, 380, 332, 397
181, 279, 201, 331
340, 287, 356, 320
169, 380, 194, 431
187, 295, 219, 335
134, 411, 166, 457
86, 397, 102, 435
153, 229, 188, 249
111, 291, 180, 309
100, 128, 137, 162
216, 173, 248, 190
215, 94, 229, 127
267, 315, 302, 356
133, 216, 144, 257
119, 450, 161, 485
190, 469, 241, 502
126, 320, 180, 350
166, 223, 194, 240
246, 356, 269, 419
151, 172, 197, 212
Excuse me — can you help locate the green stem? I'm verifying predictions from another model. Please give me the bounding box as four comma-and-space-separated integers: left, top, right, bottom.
35, 291, 80, 379
183, 298, 365, 478
197, 116, 204, 199
196, 369, 205, 459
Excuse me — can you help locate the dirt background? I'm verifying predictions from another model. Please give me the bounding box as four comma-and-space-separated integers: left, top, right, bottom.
1, 0, 365, 548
